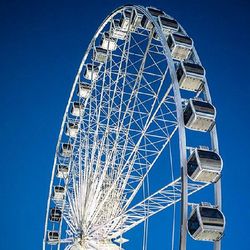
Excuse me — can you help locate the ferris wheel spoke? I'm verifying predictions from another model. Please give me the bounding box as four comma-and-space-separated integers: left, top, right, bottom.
106, 178, 209, 238
120, 123, 178, 209
105, 36, 158, 194
117, 82, 177, 208
88, 177, 207, 238
83, 31, 155, 231
76, 31, 135, 232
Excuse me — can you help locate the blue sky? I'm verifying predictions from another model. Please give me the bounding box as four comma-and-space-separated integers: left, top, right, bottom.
0, 0, 249, 249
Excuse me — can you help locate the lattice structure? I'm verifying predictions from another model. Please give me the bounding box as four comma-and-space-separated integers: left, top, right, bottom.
43, 5, 224, 250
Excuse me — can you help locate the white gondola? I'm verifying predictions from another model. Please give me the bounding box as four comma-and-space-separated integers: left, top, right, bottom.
132, 9, 143, 29
100, 32, 117, 51
187, 148, 222, 183
84, 64, 99, 81
177, 62, 205, 91
49, 207, 62, 222
141, 15, 154, 30
52, 186, 65, 200
183, 99, 216, 132
167, 33, 193, 61
56, 164, 69, 178
94, 47, 108, 63
157, 16, 179, 38
60, 143, 73, 157
141, 7, 165, 30
147, 6, 165, 17
77, 83, 91, 99
47, 231, 59, 244
188, 203, 225, 241
65, 122, 79, 138
111, 19, 127, 40
119, 10, 133, 31
71, 102, 82, 117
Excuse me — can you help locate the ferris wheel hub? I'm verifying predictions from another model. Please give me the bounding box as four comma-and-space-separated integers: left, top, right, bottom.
69, 240, 121, 250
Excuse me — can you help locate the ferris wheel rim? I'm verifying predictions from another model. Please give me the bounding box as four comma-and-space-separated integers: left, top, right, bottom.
43, 4, 222, 250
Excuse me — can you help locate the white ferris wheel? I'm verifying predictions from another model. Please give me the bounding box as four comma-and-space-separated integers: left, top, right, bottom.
43, 5, 225, 250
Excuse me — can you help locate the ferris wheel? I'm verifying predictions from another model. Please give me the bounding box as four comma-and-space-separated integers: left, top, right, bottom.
43, 5, 225, 250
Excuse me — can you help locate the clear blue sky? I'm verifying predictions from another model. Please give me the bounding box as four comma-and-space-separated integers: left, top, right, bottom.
0, 0, 249, 249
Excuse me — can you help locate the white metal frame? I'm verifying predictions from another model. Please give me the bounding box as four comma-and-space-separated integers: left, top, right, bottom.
43, 5, 223, 250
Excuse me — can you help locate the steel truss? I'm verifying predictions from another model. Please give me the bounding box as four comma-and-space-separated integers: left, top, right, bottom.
43, 5, 222, 250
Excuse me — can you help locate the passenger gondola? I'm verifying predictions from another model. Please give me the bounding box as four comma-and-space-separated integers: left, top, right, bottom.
188, 203, 225, 241
147, 7, 165, 17
65, 122, 79, 138
49, 207, 62, 222
132, 9, 143, 29
142, 7, 165, 31
141, 15, 154, 30
183, 99, 216, 132
111, 19, 127, 40
93, 47, 108, 63
154, 16, 179, 39
167, 33, 193, 61
47, 231, 59, 244
84, 64, 99, 81
119, 10, 133, 31
100, 32, 117, 51
52, 186, 65, 200
177, 62, 205, 91
60, 143, 73, 157
56, 164, 69, 178
187, 148, 222, 183
71, 102, 82, 117
77, 83, 91, 99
